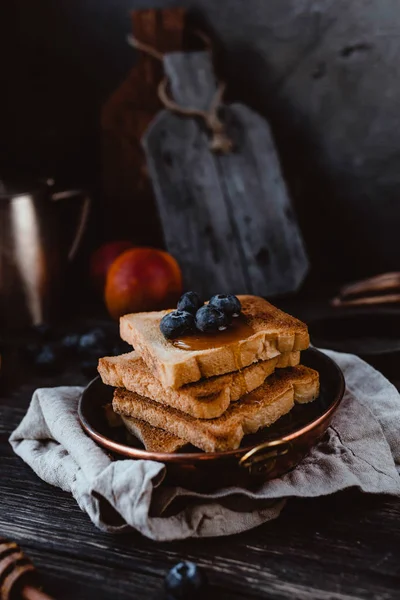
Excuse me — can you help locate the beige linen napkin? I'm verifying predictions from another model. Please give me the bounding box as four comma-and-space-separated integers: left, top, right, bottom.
9, 350, 400, 541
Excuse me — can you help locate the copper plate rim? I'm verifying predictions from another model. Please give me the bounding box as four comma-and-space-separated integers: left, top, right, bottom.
78, 348, 345, 464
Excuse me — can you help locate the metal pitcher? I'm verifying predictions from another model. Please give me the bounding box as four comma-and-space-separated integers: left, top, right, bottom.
0, 179, 91, 329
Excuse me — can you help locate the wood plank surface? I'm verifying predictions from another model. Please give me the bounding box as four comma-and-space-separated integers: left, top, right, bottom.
1, 308, 400, 599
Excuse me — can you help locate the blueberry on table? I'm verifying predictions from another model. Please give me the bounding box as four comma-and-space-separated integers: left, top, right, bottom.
32, 323, 52, 340
61, 333, 80, 353
195, 305, 229, 333
165, 561, 207, 599
80, 358, 99, 379
34, 344, 62, 374
78, 328, 107, 351
22, 342, 42, 363
111, 341, 132, 356
160, 311, 196, 339
177, 291, 202, 315
209, 294, 241, 317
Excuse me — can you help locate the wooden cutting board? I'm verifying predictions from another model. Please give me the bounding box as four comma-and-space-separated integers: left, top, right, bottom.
143, 51, 309, 298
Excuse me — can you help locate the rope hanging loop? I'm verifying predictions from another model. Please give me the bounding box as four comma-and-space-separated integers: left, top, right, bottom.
128, 33, 234, 154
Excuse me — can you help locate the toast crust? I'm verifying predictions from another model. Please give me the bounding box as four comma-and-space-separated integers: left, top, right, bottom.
113, 365, 320, 452
121, 415, 186, 453
98, 350, 300, 419
120, 295, 309, 389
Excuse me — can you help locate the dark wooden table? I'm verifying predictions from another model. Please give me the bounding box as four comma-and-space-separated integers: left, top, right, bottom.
1, 303, 400, 600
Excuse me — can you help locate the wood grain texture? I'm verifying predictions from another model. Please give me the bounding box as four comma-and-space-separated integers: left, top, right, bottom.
1, 309, 400, 599
143, 52, 309, 298
2, 451, 400, 599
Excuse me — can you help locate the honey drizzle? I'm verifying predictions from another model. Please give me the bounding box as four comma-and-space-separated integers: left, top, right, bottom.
172, 315, 254, 352
233, 344, 242, 370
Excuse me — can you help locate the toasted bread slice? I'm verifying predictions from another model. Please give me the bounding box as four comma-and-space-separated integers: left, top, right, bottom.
121, 415, 187, 453
102, 402, 186, 453
120, 295, 309, 389
98, 350, 300, 419
113, 365, 320, 453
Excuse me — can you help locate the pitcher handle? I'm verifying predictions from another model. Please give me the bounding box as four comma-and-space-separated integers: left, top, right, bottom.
51, 190, 92, 261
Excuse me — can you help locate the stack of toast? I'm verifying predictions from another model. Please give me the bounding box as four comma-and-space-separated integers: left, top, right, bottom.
98, 295, 320, 453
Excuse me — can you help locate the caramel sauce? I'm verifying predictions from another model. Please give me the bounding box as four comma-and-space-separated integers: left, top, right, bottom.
172, 315, 255, 351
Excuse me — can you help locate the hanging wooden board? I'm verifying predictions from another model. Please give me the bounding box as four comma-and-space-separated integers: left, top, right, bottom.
143, 51, 309, 298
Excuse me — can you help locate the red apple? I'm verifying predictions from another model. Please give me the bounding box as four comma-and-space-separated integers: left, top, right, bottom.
90, 240, 134, 293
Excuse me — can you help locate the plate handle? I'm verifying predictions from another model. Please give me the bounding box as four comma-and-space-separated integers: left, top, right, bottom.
239, 439, 290, 476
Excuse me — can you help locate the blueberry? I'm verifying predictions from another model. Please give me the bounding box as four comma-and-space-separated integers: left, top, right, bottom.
209, 294, 241, 317
34, 344, 62, 374
80, 358, 99, 379
81, 345, 109, 364
165, 561, 207, 599
79, 328, 107, 352
111, 341, 132, 356
32, 323, 53, 340
22, 342, 42, 363
177, 291, 202, 315
195, 305, 229, 333
160, 311, 195, 339
61, 333, 80, 353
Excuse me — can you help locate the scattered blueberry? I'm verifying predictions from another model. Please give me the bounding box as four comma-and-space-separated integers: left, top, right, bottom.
22, 342, 42, 363
78, 328, 107, 352
34, 344, 61, 374
209, 294, 241, 317
177, 291, 202, 315
160, 310, 196, 339
80, 358, 99, 379
195, 305, 229, 333
165, 561, 207, 599
61, 333, 80, 353
81, 345, 109, 368
32, 323, 52, 340
111, 341, 132, 356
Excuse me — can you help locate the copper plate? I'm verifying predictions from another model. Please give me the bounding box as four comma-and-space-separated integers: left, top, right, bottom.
79, 348, 344, 490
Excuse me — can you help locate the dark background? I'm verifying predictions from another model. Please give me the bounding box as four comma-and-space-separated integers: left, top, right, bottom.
3, 0, 400, 286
